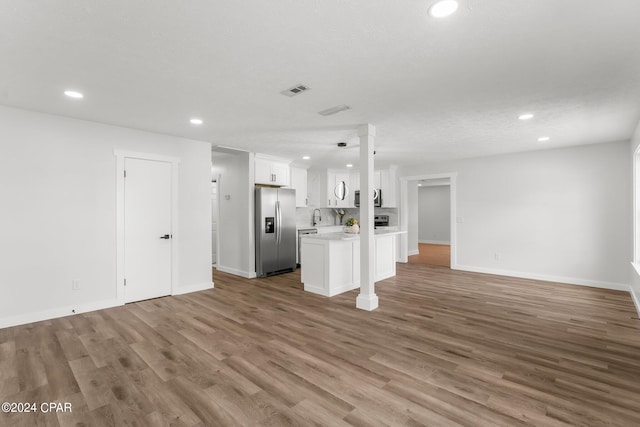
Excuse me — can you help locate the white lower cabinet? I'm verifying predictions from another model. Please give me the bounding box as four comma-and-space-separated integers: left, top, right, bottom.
301, 238, 357, 297
375, 234, 396, 279
300, 232, 399, 297
354, 234, 396, 284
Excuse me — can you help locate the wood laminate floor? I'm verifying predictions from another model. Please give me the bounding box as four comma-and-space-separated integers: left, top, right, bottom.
1, 264, 640, 426
409, 243, 451, 267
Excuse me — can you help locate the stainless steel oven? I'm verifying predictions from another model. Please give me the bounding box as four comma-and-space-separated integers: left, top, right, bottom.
374, 215, 389, 227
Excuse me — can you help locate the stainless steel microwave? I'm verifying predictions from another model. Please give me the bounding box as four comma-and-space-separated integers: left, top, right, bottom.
354, 189, 382, 207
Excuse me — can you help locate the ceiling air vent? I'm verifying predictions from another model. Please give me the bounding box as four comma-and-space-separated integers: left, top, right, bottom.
281, 84, 311, 97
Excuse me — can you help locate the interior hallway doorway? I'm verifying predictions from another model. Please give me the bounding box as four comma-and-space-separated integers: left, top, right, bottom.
401, 172, 456, 269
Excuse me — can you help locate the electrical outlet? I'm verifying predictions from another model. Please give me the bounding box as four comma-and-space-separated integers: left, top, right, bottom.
494, 253, 500, 261
72, 280, 80, 290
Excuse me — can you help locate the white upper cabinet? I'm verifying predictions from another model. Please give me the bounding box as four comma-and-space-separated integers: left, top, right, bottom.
378, 166, 397, 207
307, 166, 397, 208
290, 166, 308, 207
255, 154, 290, 186
332, 172, 351, 208
350, 171, 360, 193
351, 167, 397, 207
308, 169, 352, 208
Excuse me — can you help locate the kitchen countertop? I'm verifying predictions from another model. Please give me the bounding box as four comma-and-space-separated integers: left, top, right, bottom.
301, 229, 406, 241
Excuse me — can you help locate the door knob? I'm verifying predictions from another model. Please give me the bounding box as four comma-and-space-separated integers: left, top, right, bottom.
160, 234, 172, 239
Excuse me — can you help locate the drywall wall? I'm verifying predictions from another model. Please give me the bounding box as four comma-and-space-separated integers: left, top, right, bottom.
407, 182, 419, 255
213, 151, 255, 278
0, 106, 212, 328
401, 141, 631, 290
418, 185, 451, 244
630, 120, 640, 314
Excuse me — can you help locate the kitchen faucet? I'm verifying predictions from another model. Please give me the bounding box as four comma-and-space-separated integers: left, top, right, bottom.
312, 209, 321, 226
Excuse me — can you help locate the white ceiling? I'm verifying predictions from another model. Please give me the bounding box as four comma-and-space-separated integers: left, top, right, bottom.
2, 0, 640, 169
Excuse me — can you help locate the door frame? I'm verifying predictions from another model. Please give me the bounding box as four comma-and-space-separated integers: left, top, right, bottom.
211, 179, 219, 266
115, 150, 180, 305
399, 172, 458, 269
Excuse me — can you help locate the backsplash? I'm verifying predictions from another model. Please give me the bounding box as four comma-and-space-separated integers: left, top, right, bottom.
296, 207, 398, 228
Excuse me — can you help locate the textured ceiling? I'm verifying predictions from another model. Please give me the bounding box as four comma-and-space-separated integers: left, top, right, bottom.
2, 0, 640, 169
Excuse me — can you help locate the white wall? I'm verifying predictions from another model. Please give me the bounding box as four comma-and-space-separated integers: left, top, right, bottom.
0, 106, 212, 328
629, 121, 640, 314
407, 182, 419, 255
402, 141, 631, 290
214, 151, 255, 278
418, 185, 451, 244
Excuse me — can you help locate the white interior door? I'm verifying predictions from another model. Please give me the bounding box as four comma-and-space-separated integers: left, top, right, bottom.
211, 181, 218, 265
124, 158, 172, 303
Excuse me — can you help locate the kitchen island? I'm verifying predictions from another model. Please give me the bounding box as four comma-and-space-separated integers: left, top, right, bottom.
300, 229, 406, 297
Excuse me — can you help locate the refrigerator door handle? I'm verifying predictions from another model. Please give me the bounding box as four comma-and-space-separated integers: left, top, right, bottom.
278, 201, 283, 244
275, 201, 281, 244
279, 201, 283, 244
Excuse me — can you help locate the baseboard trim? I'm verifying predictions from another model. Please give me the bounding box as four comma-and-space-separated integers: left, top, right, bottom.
408, 249, 419, 256
419, 240, 450, 245
453, 264, 630, 292
173, 281, 214, 296
216, 265, 256, 279
303, 283, 358, 297
303, 284, 330, 297
0, 298, 120, 329
629, 263, 640, 318
630, 287, 640, 318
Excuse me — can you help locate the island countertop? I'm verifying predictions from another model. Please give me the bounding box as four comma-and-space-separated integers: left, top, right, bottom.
301, 229, 406, 241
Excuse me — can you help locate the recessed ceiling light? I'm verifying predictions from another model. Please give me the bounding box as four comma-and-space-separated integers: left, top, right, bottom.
518, 113, 534, 120
538, 136, 550, 142
346, 164, 353, 168
64, 90, 83, 99
190, 118, 203, 125
429, 0, 459, 18
302, 156, 310, 160
418, 183, 423, 187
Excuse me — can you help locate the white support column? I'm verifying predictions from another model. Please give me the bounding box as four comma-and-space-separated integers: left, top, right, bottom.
399, 177, 409, 263
356, 124, 379, 311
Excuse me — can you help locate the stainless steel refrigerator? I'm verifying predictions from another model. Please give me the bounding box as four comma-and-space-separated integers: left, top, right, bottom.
255, 187, 297, 277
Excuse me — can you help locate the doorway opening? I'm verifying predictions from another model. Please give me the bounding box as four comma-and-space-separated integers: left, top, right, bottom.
400, 173, 457, 269
211, 180, 218, 267
411, 178, 451, 267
